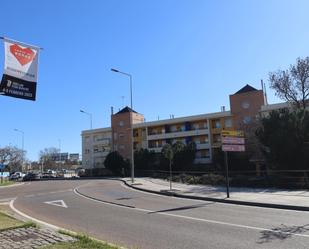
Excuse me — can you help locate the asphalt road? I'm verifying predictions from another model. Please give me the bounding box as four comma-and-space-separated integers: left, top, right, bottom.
1, 179, 309, 249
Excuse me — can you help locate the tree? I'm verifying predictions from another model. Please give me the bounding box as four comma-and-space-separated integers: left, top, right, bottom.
171, 141, 197, 171
256, 109, 309, 170
0, 146, 24, 172
269, 57, 309, 110
134, 148, 156, 172
171, 141, 186, 171
162, 143, 174, 190
38, 147, 60, 170
104, 151, 130, 176
182, 141, 197, 170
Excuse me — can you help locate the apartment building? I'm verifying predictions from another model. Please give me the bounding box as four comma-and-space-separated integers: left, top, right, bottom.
81, 127, 112, 168
81, 84, 274, 169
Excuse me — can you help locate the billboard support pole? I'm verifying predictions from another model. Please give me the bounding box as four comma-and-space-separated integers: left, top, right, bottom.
224, 151, 230, 198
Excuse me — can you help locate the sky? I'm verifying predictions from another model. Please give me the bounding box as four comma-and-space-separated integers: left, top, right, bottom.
1, 0, 309, 161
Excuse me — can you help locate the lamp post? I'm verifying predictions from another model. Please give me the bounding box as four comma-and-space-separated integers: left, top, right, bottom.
14, 129, 24, 171
111, 68, 135, 183
58, 139, 61, 174
80, 109, 93, 170
80, 109, 93, 129
111, 68, 133, 109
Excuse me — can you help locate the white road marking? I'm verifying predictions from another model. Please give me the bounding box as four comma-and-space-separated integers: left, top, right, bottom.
0, 197, 16, 202
74, 187, 309, 239
44, 200, 68, 208
10, 199, 126, 249
10, 200, 60, 230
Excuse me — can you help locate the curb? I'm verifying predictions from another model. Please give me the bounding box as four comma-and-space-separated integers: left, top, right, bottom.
9, 199, 126, 249
121, 179, 309, 212
0, 182, 24, 188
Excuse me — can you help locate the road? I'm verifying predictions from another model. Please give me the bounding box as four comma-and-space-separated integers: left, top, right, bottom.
1, 179, 309, 249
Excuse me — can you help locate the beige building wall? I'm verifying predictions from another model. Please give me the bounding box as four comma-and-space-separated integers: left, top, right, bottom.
81, 128, 112, 169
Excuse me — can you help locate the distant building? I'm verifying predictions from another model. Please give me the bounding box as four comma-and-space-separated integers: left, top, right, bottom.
50, 152, 80, 163
69, 153, 80, 162
81, 84, 284, 169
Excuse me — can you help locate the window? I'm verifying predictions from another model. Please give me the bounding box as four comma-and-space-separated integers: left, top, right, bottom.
85, 149, 90, 154
225, 118, 233, 128
94, 135, 106, 142
134, 142, 139, 150
119, 121, 124, 126
114, 132, 117, 140
212, 119, 221, 129
133, 130, 139, 137
93, 145, 106, 153
119, 145, 125, 150
200, 136, 208, 144
119, 132, 125, 139
199, 122, 208, 129
213, 134, 221, 143
84, 136, 90, 143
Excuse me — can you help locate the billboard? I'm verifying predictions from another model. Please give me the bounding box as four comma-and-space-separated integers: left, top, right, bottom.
0, 37, 40, 101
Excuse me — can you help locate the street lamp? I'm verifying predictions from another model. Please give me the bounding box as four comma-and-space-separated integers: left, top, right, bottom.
111, 68, 133, 109
111, 68, 135, 183
14, 128, 25, 171
80, 109, 93, 129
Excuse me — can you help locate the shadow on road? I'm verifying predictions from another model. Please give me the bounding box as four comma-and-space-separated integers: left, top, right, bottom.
147, 202, 215, 214
257, 224, 309, 244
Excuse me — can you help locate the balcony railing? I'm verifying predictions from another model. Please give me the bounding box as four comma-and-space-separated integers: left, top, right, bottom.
148, 128, 209, 141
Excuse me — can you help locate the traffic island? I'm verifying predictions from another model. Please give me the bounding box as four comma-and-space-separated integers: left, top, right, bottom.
0, 205, 123, 249
0, 210, 76, 249
41, 232, 121, 249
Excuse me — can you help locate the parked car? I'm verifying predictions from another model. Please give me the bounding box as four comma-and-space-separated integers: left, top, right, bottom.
9, 172, 25, 180
23, 173, 40, 181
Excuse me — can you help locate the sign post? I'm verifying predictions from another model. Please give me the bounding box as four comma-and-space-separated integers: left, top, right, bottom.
221, 130, 245, 198
224, 151, 230, 198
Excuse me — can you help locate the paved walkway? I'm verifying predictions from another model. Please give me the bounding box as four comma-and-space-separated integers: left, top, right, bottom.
123, 177, 309, 210
0, 227, 75, 249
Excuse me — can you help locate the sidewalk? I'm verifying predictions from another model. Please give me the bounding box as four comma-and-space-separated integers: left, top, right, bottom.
122, 177, 309, 211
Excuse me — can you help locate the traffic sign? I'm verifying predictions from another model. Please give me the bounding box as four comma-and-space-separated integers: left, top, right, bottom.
221, 130, 244, 137
222, 144, 245, 152
222, 136, 245, 145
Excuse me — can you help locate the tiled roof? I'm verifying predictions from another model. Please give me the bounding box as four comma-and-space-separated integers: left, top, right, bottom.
115, 106, 138, 114
235, 84, 258, 94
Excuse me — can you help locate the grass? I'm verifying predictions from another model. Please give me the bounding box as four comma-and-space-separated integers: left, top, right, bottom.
0, 211, 36, 231
41, 233, 120, 249
0, 180, 15, 187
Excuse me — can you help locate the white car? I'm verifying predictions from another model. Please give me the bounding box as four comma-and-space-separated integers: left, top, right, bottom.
9, 172, 25, 180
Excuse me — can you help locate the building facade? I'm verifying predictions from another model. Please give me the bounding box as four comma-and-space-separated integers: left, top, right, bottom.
81, 84, 281, 169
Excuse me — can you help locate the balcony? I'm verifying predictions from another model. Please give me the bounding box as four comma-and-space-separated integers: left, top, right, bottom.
148, 147, 162, 153
194, 158, 212, 164
196, 143, 210, 150
148, 128, 209, 141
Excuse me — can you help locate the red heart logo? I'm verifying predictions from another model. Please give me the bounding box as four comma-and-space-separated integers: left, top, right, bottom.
10, 44, 35, 66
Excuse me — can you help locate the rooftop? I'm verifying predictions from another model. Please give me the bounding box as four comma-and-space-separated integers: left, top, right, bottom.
115, 106, 138, 114
235, 84, 258, 94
